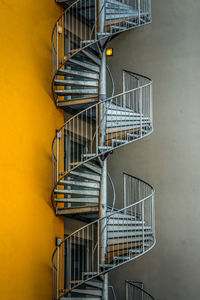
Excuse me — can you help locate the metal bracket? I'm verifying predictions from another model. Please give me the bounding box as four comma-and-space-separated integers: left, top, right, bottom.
57, 130, 62, 139
56, 237, 62, 246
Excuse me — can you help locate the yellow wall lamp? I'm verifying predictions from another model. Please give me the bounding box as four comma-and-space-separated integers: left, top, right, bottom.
106, 48, 113, 56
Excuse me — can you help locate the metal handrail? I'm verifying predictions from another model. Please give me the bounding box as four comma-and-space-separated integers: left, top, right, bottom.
51, 70, 152, 193
52, 174, 155, 298
51, 0, 152, 102
126, 280, 156, 300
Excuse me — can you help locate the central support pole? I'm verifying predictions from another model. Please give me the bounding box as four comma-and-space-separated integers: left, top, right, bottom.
98, 0, 108, 297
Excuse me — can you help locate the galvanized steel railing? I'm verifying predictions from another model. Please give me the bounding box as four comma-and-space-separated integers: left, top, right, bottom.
52, 175, 155, 299
52, 71, 152, 204
52, 0, 151, 102
125, 281, 156, 300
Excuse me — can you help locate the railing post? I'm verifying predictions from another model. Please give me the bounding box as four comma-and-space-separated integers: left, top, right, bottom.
138, 0, 141, 25
139, 88, 143, 137
122, 71, 126, 107
57, 247, 59, 300
142, 199, 145, 253
150, 83, 153, 129
56, 130, 62, 182
123, 173, 127, 213
152, 194, 155, 240
148, 0, 151, 21
125, 281, 129, 300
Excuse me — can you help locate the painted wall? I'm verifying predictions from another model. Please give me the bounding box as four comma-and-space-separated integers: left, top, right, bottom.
107, 0, 200, 299
0, 1, 64, 299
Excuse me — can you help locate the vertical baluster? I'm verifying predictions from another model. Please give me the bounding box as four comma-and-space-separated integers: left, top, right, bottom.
57, 247, 59, 300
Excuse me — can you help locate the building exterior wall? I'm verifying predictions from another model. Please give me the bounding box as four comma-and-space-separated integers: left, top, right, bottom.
107, 0, 200, 299
0, 1, 64, 299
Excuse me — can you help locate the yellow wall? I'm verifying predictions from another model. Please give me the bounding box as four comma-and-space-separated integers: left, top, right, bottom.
0, 0, 64, 299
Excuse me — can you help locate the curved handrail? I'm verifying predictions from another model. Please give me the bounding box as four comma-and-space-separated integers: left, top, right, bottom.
51, 0, 151, 102
52, 71, 153, 198
52, 174, 155, 298
126, 280, 156, 300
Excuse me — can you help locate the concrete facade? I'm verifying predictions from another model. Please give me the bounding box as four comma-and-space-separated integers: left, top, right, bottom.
107, 0, 200, 299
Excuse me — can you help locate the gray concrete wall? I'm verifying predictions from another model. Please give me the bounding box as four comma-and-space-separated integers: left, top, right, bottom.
107, 0, 200, 299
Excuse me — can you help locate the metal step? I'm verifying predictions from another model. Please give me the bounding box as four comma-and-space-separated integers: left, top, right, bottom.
82, 153, 96, 159
56, 205, 99, 215
85, 281, 103, 289
125, 20, 137, 26
69, 58, 100, 73
107, 236, 153, 246
106, 120, 150, 127
58, 179, 100, 189
57, 68, 99, 80
83, 163, 102, 175
98, 146, 112, 152
81, 39, 95, 46
100, 264, 114, 269
57, 96, 98, 107
82, 49, 101, 66
54, 188, 99, 196
144, 243, 153, 247
69, 171, 101, 182
97, 32, 111, 39
54, 79, 98, 87
111, 25, 127, 32
112, 139, 127, 145
108, 230, 152, 239
107, 115, 148, 121
106, 0, 134, 10
108, 103, 135, 113
107, 219, 144, 225
107, 213, 137, 220
107, 225, 151, 231
55, 88, 98, 96
54, 197, 99, 204
114, 256, 130, 261
72, 289, 102, 296
106, 12, 139, 20
107, 110, 141, 117
129, 249, 142, 254
60, 297, 99, 300
127, 133, 140, 139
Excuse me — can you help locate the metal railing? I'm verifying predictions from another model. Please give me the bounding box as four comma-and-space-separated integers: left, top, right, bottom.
52, 0, 152, 101
125, 281, 156, 300
52, 71, 152, 205
52, 0, 98, 75
52, 175, 155, 299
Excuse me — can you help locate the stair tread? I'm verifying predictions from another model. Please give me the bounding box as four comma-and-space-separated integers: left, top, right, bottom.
55, 89, 98, 95
69, 171, 101, 182
57, 68, 99, 79
56, 205, 99, 215
69, 58, 100, 73
54, 79, 98, 87
58, 179, 100, 189
54, 188, 99, 196
57, 97, 98, 107
55, 198, 99, 203
72, 288, 102, 296
82, 49, 101, 66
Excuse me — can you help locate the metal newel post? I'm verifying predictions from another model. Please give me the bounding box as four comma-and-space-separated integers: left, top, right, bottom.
138, 0, 141, 25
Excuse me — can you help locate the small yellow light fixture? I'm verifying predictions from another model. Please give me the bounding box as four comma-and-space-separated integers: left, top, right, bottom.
106, 48, 113, 56
58, 25, 63, 34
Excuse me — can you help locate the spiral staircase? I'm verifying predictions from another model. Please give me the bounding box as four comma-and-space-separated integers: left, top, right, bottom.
51, 0, 155, 299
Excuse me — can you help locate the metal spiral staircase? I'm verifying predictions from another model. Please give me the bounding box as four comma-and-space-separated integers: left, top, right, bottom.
51, 0, 155, 299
